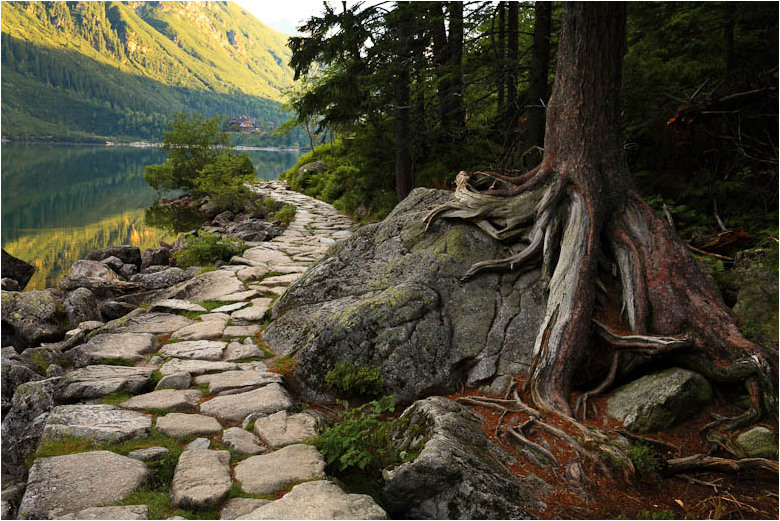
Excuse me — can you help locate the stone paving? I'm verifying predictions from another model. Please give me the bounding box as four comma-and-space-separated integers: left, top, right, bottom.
17, 181, 388, 520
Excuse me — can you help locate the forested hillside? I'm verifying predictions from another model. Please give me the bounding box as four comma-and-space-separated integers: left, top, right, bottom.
1, 1, 298, 143
282, 1, 778, 241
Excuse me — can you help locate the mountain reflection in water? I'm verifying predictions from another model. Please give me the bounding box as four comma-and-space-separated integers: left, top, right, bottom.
1, 143, 300, 290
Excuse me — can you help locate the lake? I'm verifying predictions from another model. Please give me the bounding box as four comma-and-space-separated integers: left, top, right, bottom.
1, 143, 301, 290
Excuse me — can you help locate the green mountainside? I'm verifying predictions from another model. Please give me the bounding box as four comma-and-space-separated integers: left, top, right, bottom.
1, 1, 299, 143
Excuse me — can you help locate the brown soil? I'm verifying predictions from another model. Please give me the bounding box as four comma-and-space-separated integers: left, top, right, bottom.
447, 383, 778, 520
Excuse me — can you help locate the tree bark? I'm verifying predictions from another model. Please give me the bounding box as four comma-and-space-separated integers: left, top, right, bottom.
521, 1, 552, 168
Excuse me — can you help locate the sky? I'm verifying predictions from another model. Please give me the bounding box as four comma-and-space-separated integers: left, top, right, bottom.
235, 0, 331, 35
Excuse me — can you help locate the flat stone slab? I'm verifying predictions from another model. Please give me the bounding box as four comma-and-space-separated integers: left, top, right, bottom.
241, 246, 291, 266
194, 370, 283, 394
60, 505, 149, 520
120, 389, 201, 412
221, 498, 271, 520
253, 410, 318, 449
171, 450, 232, 510
224, 324, 261, 337
220, 290, 262, 302
259, 274, 301, 286
18, 451, 150, 519
156, 372, 192, 390
128, 446, 169, 462
156, 413, 223, 438
200, 383, 293, 423
252, 285, 287, 296
171, 321, 227, 341
237, 480, 387, 520
59, 365, 154, 401
200, 312, 231, 322
222, 427, 266, 456
110, 312, 194, 334
212, 302, 250, 313
70, 333, 158, 367
163, 270, 245, 303
230, 298, 273, 323
159, 359, 239, 376
236, 267, 269, 283
150, 299, 207, 314
234, 444, 326, 495
42, 404, 151, 444
159, 340, 227, 361
223, 340, 265, 361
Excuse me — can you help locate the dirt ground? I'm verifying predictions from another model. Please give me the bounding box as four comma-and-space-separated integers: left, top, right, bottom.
448, 384, 778, 520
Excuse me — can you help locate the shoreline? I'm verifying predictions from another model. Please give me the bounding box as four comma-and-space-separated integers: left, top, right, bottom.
1, 139, 302, 152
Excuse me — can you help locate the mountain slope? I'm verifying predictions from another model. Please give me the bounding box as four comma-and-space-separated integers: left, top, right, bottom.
1, 1, 298, 142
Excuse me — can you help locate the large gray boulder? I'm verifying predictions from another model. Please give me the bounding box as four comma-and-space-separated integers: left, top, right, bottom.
131, 267, 192, 290
1, 348, 43, 415
1, 377, 61, 483
383, 397, 545, 519
263, 188, 546, 403
606, 368, 713, 433
59, 260, 140, 297
64, 287, 101, 327
1, 289, 66, 349
85, 245, 142, 269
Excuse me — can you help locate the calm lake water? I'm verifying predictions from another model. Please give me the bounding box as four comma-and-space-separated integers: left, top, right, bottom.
1, 143, 301, 290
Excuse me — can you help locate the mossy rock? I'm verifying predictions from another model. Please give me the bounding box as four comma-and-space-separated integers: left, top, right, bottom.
263, 188, 547, 404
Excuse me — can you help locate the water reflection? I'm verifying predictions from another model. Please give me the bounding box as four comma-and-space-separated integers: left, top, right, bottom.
1, 143, 300, 290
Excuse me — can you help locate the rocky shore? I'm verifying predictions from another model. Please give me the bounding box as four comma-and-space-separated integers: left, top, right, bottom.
1, 181, 385, 519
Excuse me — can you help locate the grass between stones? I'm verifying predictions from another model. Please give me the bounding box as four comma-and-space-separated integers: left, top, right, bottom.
97, 357, 136, 367
100, 391, 135, 406
198, 300, 232, 312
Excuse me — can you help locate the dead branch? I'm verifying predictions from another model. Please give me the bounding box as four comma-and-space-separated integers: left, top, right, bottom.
665, 454, 779, 476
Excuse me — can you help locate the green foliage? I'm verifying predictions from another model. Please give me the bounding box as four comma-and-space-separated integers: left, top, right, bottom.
174, 233, 248, 268
145, 113, 232, 193
315, 396, 399, 473
192, 152, 255, 203
325, 363, 384, 397
626, 442, 661, 476
637, 509, 676, 520
270, 203, 297, 226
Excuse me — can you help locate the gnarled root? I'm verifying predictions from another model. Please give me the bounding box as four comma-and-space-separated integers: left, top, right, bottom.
427, 171, 777, 424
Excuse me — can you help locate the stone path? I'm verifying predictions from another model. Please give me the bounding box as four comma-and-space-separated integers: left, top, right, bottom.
17, 182, 387, 520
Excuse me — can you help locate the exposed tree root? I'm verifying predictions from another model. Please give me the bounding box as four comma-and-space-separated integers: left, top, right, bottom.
426, 169, 777, 425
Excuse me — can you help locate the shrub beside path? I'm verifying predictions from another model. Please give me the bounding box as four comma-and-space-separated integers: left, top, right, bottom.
14, 181, 387, 520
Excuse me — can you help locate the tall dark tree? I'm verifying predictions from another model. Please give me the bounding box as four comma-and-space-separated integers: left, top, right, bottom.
426, 3, 775, 419
520, 0, 552, 167
393, 2, 414, 201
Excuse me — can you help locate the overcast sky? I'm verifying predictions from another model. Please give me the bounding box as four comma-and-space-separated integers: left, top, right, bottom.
235, 0, 331, 35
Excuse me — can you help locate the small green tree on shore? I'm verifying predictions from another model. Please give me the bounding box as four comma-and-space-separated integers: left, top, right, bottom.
144, 112, 251, 194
